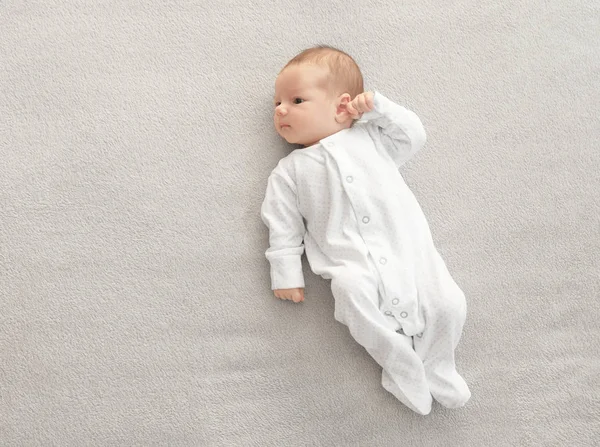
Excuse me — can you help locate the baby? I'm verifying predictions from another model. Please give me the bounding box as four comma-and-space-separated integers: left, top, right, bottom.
260, 45, 471, 415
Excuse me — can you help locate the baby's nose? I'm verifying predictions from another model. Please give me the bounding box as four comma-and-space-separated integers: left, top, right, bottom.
276, 106, 287, 116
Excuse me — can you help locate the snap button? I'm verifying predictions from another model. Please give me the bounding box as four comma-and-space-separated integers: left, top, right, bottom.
327, 142, 335, 147
400, 311, 408, 318
362, 216, 370, 224
379, 257, 387, 265
392, 298, 399, 305
346, 176, 353, 183
384, 311, 392, 316
417, 334, 423, 338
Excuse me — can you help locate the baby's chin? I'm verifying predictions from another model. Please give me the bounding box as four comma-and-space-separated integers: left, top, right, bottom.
280, 133, 303, 145
277, 129, 316, 147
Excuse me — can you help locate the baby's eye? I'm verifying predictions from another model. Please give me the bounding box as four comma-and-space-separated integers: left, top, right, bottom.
274, 101, 281, 107
293, 98, 304, 104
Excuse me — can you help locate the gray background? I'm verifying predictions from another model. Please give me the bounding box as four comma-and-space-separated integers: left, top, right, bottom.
1, 0, 599, 445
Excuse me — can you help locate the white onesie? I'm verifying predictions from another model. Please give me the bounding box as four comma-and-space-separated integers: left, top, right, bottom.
260, 91, 471, 414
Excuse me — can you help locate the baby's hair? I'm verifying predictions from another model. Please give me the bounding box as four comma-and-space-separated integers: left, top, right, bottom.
281, 45, 364, 100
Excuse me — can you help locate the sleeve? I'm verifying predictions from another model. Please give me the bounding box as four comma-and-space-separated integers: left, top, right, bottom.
260, 164, 306, 290
360, 91, 427, 169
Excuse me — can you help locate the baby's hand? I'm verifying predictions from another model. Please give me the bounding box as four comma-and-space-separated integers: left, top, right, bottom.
346, 91, 374, 119
274, 288, 305, 303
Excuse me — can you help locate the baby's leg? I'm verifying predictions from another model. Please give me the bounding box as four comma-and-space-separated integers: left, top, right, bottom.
413, 264, 471, 409
331, 268, 432, 415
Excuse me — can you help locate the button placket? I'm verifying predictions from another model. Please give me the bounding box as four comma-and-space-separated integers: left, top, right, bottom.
346, 165, 397, 322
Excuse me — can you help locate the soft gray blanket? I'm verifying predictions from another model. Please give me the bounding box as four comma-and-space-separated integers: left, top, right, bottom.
1, 1, 599, 445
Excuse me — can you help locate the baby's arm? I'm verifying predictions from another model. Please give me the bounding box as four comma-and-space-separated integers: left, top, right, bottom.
260, 162, 306, 302
359, 91, 427, 168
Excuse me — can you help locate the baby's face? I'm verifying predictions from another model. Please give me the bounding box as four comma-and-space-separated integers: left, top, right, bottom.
274, 64, 344, 147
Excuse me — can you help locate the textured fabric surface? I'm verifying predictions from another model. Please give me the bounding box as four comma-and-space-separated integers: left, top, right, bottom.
1, 0, 599, 445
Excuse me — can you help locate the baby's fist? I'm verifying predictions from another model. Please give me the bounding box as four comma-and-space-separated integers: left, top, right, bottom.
274, 287, 304, 303
346, 92, 374, 119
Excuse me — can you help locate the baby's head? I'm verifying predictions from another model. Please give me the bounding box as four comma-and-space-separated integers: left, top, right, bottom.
273, 45, 364, 147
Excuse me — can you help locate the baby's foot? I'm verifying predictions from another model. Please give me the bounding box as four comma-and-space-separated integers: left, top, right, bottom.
381, 368, 433, 415
427, 369, 471, 409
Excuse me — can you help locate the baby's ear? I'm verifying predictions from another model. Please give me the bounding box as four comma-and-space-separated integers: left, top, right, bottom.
335, 93, 353, 123
339, 93, 352, 106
